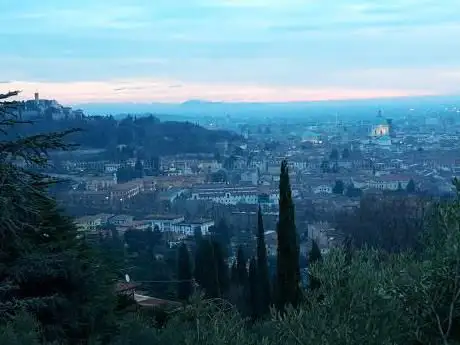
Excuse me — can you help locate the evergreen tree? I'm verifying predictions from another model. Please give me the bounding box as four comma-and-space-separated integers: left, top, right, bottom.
134, 157, 144, 178
0, 91, 117, 343
256, 206, 271, 316
212, 241, 230, 295
343, 235, 353, 266
308, 239, 322, 291
236, 246, 248, 286
248, 257, 258, 320
177, 243, 193, 301
230, 261, 238, 285
333, 179, 345, 194
330, 148, 339, 161
194, 238, 220, 298
406, 179, 416, 193
275, 160, 301, 311
194, 226, 203, 243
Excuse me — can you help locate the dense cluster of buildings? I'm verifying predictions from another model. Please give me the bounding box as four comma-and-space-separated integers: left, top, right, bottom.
46, 103, 460, 254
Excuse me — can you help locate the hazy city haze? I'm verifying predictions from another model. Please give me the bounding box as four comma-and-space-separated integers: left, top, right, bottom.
1, 0, 459, 103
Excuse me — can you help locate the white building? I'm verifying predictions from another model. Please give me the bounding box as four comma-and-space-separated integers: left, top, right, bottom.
171, 219, 214, 238
313, 185, 333, 194
75, 215, 103, 231
352, 175, 411, 191
190, 184, 279, 206
145, 215, 185, 232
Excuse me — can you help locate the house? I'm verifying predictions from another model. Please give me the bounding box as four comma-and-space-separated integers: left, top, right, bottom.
75, 215, 104, 231
108, 215, 134, 227
190, 184, 279, 206
313, 185, 333, 194
158, 188, 188, 203
85, 176, 117, 191
171, 219, 215, 238
144, 215, 185, 232
353, 175, 411, 191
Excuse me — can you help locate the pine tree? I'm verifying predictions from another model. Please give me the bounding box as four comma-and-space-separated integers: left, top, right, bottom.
275, 160, 301, 311
308, 239, 322, 291
0, 91, 117, 343
236, 246, 248, 287
248, 257, 258, 320
177, 243, 193, 301
256, 206, 271, 316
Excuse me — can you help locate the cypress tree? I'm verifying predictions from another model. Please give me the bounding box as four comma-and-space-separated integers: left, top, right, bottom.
230, 261, 238, 285
256, 206, 271, 316
177, 243, 193, 301
236, 246, 248, 286
248, 257, 258, 320
308, 239, 322, 291
275, 160, 301, 311
194, 238, 220, 298
212, 240, 230, 295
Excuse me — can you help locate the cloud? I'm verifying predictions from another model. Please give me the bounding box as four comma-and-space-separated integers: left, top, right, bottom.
1, 0, 460, 102
5, 66, 460, 104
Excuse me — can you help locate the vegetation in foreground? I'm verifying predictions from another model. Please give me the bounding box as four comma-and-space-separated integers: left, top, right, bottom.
2, 91, 460, 345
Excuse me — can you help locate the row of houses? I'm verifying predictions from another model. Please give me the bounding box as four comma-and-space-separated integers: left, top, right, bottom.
189, 183, 280, 206
75, 213, 214, 239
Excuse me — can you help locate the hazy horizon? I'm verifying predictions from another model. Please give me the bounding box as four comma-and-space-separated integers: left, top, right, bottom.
2, 0, 459, 104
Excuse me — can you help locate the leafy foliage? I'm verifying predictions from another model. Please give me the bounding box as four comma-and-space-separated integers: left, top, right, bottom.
10, 113, 239, 157
0, 92, 116, 344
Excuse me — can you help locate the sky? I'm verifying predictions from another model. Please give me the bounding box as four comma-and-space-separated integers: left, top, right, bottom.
1, 0, 460, 104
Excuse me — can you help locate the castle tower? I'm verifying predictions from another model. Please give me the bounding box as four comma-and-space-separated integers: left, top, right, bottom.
34, 92, 39, 105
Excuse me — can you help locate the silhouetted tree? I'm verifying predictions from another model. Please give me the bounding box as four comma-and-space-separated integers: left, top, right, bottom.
177, 243, 193, 301
407, 179, 416, 193
330, 148, 339, 161
194, 238, 220, 298
230, 261, 238, 285
213, 240, 230, 295
333, 180, 345, 194
236, 246, 248, 287
256, 206, 271, 316
336, 194, 429, 253
134, 158, 144, 178
275, 160, 301, 312
248, 257, 258, 320
308, 240, 322, 291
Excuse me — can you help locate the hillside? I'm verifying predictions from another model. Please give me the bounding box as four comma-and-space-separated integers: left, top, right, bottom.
11, 114, 240, 157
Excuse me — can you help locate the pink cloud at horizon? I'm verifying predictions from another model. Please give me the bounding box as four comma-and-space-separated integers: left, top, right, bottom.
4, 79, 438, 105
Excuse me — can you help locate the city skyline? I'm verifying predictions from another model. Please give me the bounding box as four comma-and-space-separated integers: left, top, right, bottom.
1, 0, 459, 104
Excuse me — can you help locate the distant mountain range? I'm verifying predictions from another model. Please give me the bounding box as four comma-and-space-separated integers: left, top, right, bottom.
74, 95, 460, 120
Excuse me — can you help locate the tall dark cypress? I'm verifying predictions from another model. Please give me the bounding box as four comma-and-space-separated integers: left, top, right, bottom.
248, 257, 258, 320
230, 261, 238, 285
177, 243, 193, 301
236, 246, 248, 286
275, 160, 301, 311
194, 238, 220, 298
212, 240, 230, 295
256, 206, 271, 316
308, 239, 322, 291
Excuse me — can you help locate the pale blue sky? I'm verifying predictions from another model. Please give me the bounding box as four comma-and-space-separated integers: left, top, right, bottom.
1, 0, 459, 103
